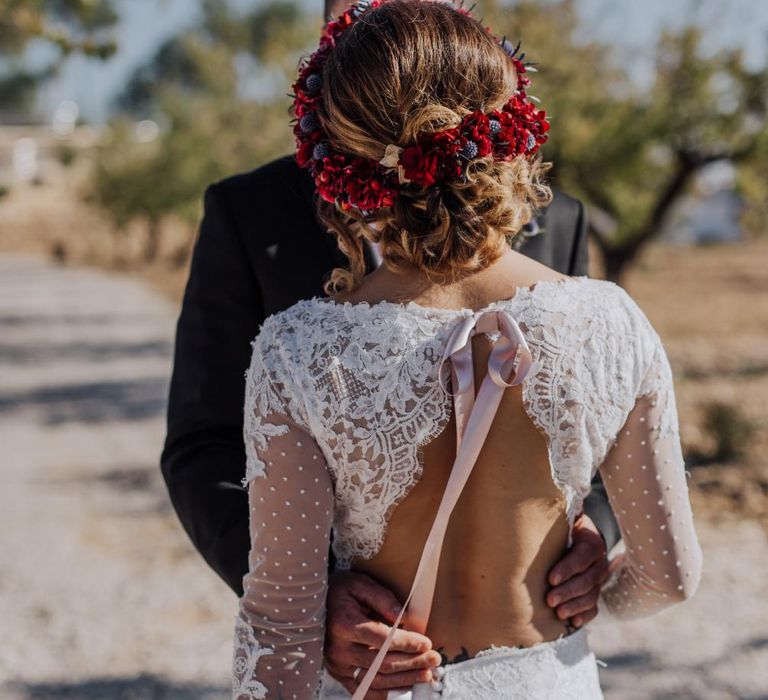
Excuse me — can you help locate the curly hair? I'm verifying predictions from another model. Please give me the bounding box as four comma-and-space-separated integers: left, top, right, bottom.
314, 0, 552, 294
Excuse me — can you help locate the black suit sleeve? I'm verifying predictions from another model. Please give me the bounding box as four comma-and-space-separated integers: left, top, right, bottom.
161, 183, 261, 596
567, 200, 589, 277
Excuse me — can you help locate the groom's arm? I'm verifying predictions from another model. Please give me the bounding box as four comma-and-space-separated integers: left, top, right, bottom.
161, 182, 261, 596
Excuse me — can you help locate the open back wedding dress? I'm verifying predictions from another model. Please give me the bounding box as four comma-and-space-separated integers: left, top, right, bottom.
232, 276, 702, 699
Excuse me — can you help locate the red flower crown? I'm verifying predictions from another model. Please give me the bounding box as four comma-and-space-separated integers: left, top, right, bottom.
291, 0, 549, 214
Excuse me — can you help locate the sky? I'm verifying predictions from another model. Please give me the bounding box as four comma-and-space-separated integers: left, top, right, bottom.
28, 0, 768, 124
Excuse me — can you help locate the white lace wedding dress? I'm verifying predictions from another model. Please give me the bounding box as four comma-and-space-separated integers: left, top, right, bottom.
231, 276, 702, 699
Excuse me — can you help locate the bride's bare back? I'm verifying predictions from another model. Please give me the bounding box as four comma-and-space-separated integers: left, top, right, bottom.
356, 370, 570, 658
349, 252, 572, 657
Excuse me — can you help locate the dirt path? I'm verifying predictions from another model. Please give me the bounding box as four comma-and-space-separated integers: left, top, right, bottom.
0, 254, 766, 699
0, 255, 232, 699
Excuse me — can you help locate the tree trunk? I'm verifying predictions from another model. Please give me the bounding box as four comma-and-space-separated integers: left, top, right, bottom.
144, 219, 161, 263
586, 150, 727, 285
588, 218, 638, 285
601, 245, 637, 284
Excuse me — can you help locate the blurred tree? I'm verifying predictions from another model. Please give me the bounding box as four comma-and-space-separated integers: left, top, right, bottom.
88, 0, 318, 263
702, 400, 756, 463
484, 0, 768, 281
86, 0, 768, 275
0, 0, 118, 116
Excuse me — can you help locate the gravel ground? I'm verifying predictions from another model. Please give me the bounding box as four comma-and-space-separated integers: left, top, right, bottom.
1, 254, 766, 700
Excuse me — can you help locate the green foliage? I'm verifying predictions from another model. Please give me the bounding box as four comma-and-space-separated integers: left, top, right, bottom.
0, 0, 118, 55
702, 401, 757, 463
56, 143, 78, 167
89, 0, 319, 262
0, 0, 118, 118
89, 98, 294, 227
481, 0, 768, 281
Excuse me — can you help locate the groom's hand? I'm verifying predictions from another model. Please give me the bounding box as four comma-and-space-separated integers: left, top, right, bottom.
324, 571, 441, 699
546, 513, 610, 627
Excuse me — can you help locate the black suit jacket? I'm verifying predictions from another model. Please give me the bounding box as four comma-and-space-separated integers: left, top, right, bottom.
161, 155, 619, 596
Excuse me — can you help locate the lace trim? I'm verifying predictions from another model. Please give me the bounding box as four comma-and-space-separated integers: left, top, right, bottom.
232, 612, 274, 699
242, 343, 291, 485
473, 628, 586, 660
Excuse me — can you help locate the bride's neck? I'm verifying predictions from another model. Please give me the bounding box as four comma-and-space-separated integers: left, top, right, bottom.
336, 248, 562, 310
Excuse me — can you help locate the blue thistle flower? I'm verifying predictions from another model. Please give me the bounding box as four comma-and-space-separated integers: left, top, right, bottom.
500, 38, 521, 59
299, 113, 319, 133
460, 140, 479, 160
526, 134, 537, 151
305, 74, 322, 93
488, 119, 502, 136
313, 142, 331, 161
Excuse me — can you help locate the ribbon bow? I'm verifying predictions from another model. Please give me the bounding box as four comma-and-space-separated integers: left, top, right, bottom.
438, 309, 532, 448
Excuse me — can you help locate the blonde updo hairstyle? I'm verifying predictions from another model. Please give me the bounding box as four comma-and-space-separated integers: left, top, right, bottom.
317, 0, 552, 294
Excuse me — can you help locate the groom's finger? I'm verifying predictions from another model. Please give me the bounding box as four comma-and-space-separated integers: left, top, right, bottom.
333, 645, 442, 674
352, 619, 433, 654
547, 556, 608, 607
554, 586, 601, 621
571, 606, 599, 628
367, 667, 436, 690
340, 571, 404, 625
336, 665, 435, 690
332, 663, 435, 698
548, 524, 606, 586
325, 619, 434, 686
336, 677, 389, 700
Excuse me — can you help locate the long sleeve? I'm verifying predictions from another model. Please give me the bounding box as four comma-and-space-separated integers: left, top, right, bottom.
161, 183, 263, 595
597, 333, 703, 619
233, 337, 334, 699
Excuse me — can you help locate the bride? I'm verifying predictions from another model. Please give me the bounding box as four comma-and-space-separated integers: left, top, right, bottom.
232, 1, 702, 697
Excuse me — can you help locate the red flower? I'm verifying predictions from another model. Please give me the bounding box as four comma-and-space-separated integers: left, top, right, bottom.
340, 158, 398, 210
430, 129, 461, 154
297, 142, 315, 168
400, 145, 437, 187
477, 136, 493, 156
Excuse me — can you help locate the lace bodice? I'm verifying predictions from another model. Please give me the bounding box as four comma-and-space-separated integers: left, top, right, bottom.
232, 277, 702, 699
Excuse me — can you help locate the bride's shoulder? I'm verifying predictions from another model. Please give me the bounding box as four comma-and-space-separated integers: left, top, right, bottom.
529, 276, 636, 315
247, 299, 332, 383
251, 297, 361, 363
538, 277, 659, 345
560, 276, 650, 316
575, 278, 665, 357
253, 297, 327, 343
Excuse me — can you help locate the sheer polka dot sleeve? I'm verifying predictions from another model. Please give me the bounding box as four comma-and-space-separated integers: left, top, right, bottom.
597, 333, 702, 620
232, 334, 333, 699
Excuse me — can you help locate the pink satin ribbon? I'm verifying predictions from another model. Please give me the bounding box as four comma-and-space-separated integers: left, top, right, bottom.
351, 309, 532, 700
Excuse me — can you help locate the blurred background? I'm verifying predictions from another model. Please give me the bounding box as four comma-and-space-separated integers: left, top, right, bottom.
0, 0, 766, 698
